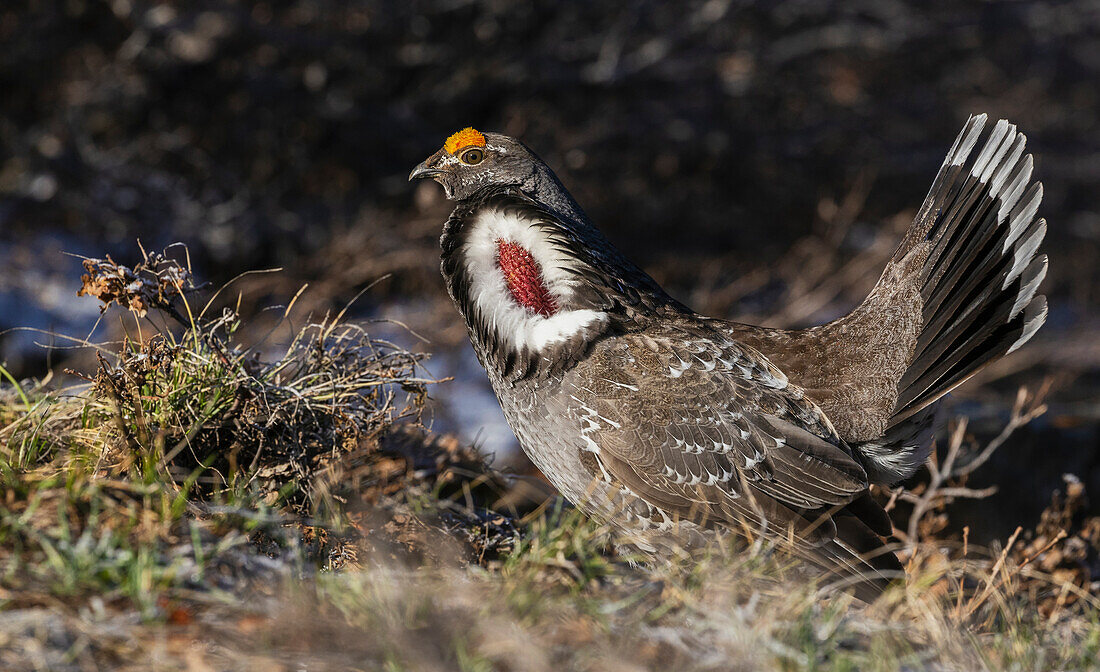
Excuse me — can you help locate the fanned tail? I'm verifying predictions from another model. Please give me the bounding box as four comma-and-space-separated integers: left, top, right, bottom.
889, 114, 1047, 427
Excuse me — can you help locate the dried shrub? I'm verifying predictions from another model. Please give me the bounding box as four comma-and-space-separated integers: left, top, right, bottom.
77, 246, 201, 319
5, 247, 434, 517
1011, 475, 1100, 616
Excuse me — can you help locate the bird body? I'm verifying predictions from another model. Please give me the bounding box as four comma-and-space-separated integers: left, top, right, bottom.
411, 117, 1047, 594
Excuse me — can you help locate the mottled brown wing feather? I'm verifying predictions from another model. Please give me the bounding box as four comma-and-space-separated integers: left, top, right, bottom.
560, 322, 869, 539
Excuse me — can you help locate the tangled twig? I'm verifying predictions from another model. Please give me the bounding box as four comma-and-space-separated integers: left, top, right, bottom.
894, 383, 1050, 549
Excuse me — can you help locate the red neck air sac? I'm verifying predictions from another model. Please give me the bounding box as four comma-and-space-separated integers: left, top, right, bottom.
495, 239, 559, 318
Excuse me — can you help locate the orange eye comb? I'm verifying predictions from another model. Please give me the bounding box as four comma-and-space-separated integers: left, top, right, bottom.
444, 127, 486, 154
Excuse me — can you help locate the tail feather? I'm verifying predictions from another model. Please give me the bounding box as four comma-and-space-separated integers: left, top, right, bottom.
904, 295, 1047, 411
921, 181, 1040, 323
916, 219, 1046, 355
901, 250, 1046, 398
888, 115, 1048, 426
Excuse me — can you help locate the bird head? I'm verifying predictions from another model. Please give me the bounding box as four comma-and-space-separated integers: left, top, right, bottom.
409, 127, 542, 201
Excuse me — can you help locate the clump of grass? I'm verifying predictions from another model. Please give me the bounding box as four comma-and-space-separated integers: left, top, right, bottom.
6, 248, 428, 493
503, 500, 616, 592
0, 245, 430, 618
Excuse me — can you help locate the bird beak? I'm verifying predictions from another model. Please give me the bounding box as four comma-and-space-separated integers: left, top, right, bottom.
409, 150, 446, 181
408, 161, 442, 181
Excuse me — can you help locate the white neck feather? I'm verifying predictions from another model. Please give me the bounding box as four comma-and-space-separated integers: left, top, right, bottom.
462, 209, 607, 352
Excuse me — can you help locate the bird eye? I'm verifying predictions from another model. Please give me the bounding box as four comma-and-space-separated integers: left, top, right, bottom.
460, 148, 485, 165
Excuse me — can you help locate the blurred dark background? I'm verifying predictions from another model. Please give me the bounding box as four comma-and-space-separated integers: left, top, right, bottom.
2, 0, 1099, 541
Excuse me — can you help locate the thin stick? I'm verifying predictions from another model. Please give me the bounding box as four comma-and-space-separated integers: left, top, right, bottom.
964, 526, 1022, 618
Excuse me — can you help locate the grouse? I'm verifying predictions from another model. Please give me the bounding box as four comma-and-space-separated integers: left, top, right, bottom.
410, 118, 1047, 595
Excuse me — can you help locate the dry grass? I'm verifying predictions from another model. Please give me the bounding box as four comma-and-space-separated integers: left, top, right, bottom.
1, 247, 1099, 671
